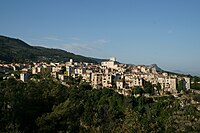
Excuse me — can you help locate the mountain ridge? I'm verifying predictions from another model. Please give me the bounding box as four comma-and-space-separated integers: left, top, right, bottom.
0, 35, 99, 63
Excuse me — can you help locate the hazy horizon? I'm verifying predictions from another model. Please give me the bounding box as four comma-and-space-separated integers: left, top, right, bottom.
1, 0, 200, 76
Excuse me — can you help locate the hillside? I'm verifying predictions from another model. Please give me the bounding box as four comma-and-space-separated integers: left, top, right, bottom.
0, 35, 97, 63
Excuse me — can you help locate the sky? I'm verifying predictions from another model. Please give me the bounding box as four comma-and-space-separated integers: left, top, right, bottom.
0, 0, 200, 75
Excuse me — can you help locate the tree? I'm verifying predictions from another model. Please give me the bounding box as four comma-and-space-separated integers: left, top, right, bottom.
79, 82, 92, 90
36, 99, 83, 133
156, 83, 161, 95
177, 80, 184, 93
133, 86, 144, 96
0, 78, 25, 131
192, 94, 200, 102
1, 75, 200, 133
61, 66, 66, 73
192, 76, 200, 90
143, 81, 155, 95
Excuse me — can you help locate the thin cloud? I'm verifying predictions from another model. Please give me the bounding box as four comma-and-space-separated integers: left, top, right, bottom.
94, 39, 110, 45
64, 39, 110, 53
32, 37, 110, 56
63, 43, 95, 55
71, 37, 80, 41
62, 39, 110, 56
44, 36, 64, 42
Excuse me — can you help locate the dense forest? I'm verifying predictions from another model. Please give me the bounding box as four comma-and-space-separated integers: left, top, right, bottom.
0, 75, 200, 133
191, 76, 200, 90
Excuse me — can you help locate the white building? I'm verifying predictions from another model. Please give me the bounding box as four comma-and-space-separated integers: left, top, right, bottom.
58, 74, 67, 81
20, 72, 31, 82
101, 57, 118, 70
32, 67, 37, 74
102, 74, 113, 88
91, 73, 102, 88
74, 67, 86, 75
184, 77, 191, 90
66, 66, 73, 76
116, 80, 124, 89
158, 77, 177, 94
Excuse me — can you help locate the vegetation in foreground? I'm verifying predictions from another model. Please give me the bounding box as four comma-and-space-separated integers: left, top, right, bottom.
0, 76, 200, 133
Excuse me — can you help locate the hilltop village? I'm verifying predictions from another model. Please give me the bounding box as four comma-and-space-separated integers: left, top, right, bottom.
0, 57, 190, 96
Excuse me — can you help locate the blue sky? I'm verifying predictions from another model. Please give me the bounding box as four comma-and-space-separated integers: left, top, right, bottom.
1, 0, 200, 75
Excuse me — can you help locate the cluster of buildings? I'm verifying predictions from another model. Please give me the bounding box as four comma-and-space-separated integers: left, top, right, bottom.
0, 57, 191, 96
